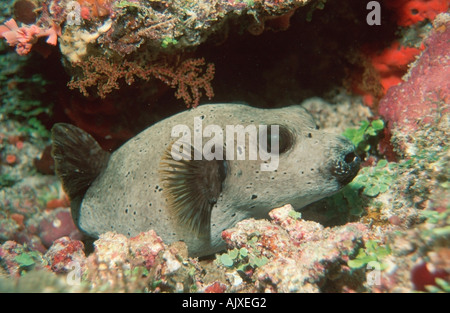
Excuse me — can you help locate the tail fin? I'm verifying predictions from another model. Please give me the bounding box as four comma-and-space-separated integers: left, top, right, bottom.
51, 123, 110, 202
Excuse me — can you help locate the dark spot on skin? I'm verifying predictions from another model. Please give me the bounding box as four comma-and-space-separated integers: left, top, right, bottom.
251, 194, 258, 200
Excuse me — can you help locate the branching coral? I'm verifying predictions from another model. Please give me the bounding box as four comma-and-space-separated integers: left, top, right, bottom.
68, 56, 215, 108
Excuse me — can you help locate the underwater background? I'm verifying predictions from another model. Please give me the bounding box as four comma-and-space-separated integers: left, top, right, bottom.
0, 0, 448, 292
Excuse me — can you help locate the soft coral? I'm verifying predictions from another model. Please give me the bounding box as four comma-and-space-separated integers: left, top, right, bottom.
0, 19, 61, 55
384, 0, 449, 27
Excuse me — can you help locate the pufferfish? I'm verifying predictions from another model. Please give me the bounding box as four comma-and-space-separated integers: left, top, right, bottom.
51, 103, 360, 257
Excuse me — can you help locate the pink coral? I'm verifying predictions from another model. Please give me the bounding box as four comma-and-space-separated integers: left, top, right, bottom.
378, 18, 450, 150
44, 237, 86, 273
129, 230, 166, 270
0, 18, 61, 55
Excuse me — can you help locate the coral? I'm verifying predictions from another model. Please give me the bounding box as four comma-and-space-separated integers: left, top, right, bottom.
378, 15, 450, 153
68, 56, 215, 107
384, 0, 449, 27
0, 241, 45, 277
367, 41, 424, 97
351, 41, 425, 108
44, 237, 85, 274
128, 230, 166, 270
1, 0, 312, 98
204, 281, 227, 293
218, 204, 368, 292
80, 231, 200, 292
0, 18, 61, 55
77, 0, 112, 19
59, 19, 112, 63
351, 1, 448, 108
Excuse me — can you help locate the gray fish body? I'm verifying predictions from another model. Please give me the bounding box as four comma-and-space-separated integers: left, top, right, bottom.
52, 104, 360, 257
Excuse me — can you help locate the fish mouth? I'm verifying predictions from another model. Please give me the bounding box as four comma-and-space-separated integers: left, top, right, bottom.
330, 151, 361, 187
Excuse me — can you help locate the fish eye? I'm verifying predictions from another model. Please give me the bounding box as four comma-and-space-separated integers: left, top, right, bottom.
265, 125, 294, 154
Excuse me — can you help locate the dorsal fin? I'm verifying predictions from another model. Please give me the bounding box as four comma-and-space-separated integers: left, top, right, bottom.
51, 123, 110, 207
159, 142, 227, 238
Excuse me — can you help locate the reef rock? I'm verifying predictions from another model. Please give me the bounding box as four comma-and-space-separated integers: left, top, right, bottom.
220, 204, 368, 292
